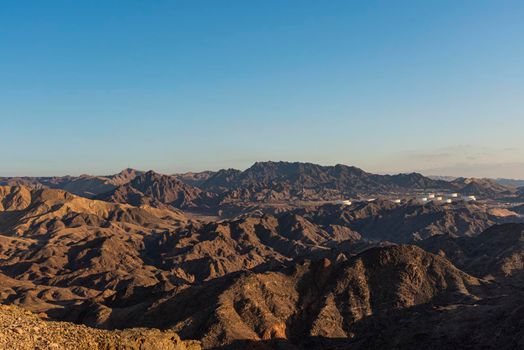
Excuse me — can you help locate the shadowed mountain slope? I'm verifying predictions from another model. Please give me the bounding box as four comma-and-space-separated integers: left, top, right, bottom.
0, 185, 188, 314
95, 171, 217, 209
198, 162, 453, 196
182, 162, 514, 203
418, 223, 524, 283
451, 177, 514, 197
68, 245, 487, 349
293, 200, 510, 242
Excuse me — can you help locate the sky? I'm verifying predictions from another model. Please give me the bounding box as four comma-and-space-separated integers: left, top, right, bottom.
1, 1, 524, 178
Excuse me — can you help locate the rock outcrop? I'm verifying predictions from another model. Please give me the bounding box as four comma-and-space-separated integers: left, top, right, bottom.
0, 304, 200, 350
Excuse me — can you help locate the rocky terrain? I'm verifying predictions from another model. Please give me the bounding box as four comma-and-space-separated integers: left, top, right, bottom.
450, 177, 514, 197
0, 169, 143, 198
0, 163, 523, 349
176, 171, 216, 187
0, 185, 188, 315
0, 304, 200, 350
419, 223, 524, 283
2, 162, 517, 213
95, 170, 217, 210
292, 200, 510, 242
180, 162, 516, 200
59, 242, 524, 349
191, 162, 450, 193
86, 246, 484, 343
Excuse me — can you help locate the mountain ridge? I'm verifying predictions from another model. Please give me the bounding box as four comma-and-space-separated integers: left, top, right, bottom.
2, 162, 515, 210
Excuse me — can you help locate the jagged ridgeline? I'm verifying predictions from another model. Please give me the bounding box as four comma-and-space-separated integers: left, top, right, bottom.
1, 162, 517, 213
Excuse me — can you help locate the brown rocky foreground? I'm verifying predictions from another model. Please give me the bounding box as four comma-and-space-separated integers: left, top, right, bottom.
0, 304, 201, 350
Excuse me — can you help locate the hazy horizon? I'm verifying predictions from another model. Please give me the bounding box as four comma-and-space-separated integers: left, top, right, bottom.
2, 1, 523, 178
2, 158, 524, 180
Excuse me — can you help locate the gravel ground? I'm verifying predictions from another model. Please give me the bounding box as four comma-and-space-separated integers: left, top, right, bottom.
0, 304, 201, 350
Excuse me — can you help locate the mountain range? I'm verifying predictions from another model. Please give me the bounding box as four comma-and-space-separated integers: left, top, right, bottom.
0, 168, 143, 198
1, 182, 523, 349
2, 162, 518, 215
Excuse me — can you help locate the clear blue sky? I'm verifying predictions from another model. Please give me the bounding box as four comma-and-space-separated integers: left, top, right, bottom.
1, 1, 524, 177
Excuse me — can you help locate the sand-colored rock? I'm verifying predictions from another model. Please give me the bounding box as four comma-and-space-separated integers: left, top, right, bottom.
0, 304, 200, 350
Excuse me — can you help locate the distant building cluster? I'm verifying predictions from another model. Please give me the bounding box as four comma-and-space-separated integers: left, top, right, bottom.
333, 192, 478, 208
418, 193, 476, 204
389, 192, 477, 205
